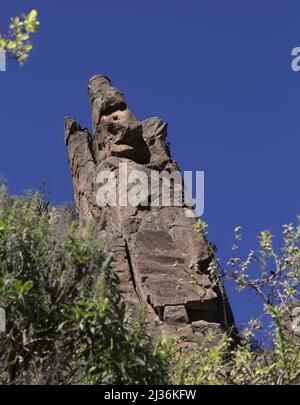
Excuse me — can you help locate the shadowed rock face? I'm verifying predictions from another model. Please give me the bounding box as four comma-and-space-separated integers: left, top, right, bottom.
65, 75, 237, 350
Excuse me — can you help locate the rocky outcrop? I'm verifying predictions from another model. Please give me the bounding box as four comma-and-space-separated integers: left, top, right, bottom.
65, 75, 237, 350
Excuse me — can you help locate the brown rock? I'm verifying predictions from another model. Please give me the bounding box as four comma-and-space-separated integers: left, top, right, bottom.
164, 306, 189, 324
65, 75, 238, 348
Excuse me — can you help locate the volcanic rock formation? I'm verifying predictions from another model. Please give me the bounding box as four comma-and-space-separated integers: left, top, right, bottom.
65, 75, 237, 351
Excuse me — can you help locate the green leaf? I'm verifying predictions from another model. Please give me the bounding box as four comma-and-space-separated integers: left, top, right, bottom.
27, 10, 38, 22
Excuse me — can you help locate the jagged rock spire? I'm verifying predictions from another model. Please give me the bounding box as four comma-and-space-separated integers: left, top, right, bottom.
65, 75, 237, 351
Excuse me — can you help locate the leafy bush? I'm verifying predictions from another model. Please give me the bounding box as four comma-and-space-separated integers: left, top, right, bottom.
173, 219, 300, 385
0, 187, 173, 384
1, 186, 299, 385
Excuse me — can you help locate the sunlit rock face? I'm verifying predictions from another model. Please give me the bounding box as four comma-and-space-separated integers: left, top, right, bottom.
64, 75, 237, 351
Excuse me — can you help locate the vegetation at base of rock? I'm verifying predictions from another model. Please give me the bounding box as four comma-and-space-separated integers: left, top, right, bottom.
0, 187, 299, 385
0, 10, 39, 65
190, 218, 300, 385
172, 324, 300, 385
0, 187, 173, 384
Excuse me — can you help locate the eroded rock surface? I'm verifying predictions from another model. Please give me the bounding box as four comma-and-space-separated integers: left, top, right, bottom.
65, 75, 237, 350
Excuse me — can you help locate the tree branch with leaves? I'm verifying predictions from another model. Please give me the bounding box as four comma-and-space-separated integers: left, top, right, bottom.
0, 10, 39, 65
190, 217, 300, 385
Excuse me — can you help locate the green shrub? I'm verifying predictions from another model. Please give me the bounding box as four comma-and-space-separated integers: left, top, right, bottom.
1, 186, 299, 385
0, 187, 173, 384
174, 219, 300, 385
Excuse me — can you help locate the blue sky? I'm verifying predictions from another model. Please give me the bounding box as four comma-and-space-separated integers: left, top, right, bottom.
1, 0, 299, 329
